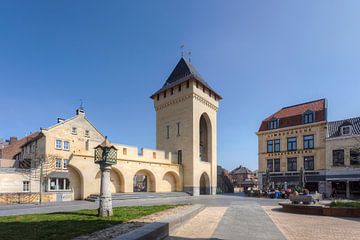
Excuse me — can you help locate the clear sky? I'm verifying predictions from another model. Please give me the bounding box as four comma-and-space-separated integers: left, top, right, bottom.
1, 1, 360, 171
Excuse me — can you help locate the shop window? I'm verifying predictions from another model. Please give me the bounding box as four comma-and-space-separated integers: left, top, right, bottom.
333, 149, 345, 166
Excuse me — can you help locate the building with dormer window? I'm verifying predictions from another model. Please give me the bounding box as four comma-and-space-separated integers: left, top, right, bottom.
257, 99, 327, 193
326, 117, 360, 198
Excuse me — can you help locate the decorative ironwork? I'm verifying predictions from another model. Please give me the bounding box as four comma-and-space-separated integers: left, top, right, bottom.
94, 137, 117, 165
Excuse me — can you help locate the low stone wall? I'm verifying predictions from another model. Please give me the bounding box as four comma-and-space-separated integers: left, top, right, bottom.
0, 193, 54, 204
279, 202, 360, 217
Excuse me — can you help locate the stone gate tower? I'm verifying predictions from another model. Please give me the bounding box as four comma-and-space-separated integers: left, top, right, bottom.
151, 58, 221, 196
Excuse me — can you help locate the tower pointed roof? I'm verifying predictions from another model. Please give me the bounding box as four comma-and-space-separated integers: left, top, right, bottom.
151, 57, 222, 99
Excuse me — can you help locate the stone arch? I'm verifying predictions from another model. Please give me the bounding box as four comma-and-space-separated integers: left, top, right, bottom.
200, 172, 211, 195
67, 165, 84, 200
95, 169, 124, 194
199, 113, 213, 162
133, 169, 156, 192
162, 171, 181, 192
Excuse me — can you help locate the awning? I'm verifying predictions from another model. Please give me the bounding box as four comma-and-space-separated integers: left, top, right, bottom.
326, 178, 360, 181
48, 171, 70, 178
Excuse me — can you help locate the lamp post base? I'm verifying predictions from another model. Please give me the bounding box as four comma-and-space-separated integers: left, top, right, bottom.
98, 196, 113, 217
98, 164, 113, 217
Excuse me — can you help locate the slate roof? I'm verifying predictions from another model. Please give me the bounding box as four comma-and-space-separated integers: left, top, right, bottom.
151, 58, 222, 99
229, 165, 253, 175
327, 117, 360, 138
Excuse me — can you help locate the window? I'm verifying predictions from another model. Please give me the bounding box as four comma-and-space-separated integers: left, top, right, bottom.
63, 141, 70, 151
49, 178, 70, 191
304, 156, 314, 170
287, 158, 297, 171
171, 88, 174, 95
303, 135, 314, 149
274, 139, 280, 152
177, 122, 180, 136
287, 137, 297, 151
350, 149, 360, 166
269, 119, 279, 129
267, 159, 273, 172
55, 140, 62, 149
186, 80, 190, 88
55, 158, 62, 169
85, 140, 89, 151
303, 112, 314, 124
177, 150, 182, 164
333, 149, 344, 166
164, 91, 166, 98
157, 94, 159, 101
178, 84, 182, 92
341, 126, 351, 135
123, 148, 127, 155
72, 127, 77, 135
274, 159, 280, 172
85, 130, 90, 137
23, 181, 30, 192
63, 159, 68, 169
267, 140, 273, 153
153, 152, 156, 159
166, 125, 170, 139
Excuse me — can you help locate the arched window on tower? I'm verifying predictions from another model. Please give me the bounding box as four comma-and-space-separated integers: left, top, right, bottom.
199, 115, 208, 162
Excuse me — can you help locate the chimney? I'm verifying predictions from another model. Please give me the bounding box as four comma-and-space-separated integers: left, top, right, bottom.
57, 118, 65, 123
76, 108, 85, 116
9, 137, 17, 145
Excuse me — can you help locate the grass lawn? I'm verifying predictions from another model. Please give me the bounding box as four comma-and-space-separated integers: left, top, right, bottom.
330, 200, 360, 208
0, 205, 176, 240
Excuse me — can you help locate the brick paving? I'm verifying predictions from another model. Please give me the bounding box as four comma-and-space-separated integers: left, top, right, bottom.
263, 206, 360, 240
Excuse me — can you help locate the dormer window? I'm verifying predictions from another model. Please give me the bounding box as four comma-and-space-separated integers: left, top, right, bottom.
269, 119, 279, 130
303, 111, 314, 124
341, 126, 351, 135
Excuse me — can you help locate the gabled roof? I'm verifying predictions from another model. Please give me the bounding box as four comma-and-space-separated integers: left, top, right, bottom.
0, 132, 40, 159
150, 58, 222, 99
327, 117, 360, 138
229, 165, 252, 174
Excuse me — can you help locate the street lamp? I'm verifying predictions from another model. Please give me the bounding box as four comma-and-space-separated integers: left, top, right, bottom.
94, 136, 117, 217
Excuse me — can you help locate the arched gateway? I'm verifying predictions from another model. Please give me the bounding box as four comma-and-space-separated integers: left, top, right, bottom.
65, 57, 220, 199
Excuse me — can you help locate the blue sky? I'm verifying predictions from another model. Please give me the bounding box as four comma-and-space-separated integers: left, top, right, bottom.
1, 1, 360, 171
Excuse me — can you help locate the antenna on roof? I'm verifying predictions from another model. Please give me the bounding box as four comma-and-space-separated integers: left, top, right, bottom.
79, 99, 84, 110
188, 51, 192, 63
180, 45, 184, 57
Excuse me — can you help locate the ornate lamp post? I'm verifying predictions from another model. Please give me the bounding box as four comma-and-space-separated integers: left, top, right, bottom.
94, 137, 117, 217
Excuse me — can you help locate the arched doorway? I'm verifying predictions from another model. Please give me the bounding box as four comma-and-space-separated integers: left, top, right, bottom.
199, 113, 212, 162
95, 169, 124, 194
133, 169, 156, 192
200, 172, 210, 195
162, 171, 180, 192
67, 165, 83, 200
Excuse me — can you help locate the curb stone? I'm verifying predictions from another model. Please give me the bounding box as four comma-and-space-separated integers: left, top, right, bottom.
113, 204, 205, 240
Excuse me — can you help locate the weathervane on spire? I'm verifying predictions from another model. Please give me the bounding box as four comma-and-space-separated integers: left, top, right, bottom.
180, 45, 185, 57
188, 51, 192, 63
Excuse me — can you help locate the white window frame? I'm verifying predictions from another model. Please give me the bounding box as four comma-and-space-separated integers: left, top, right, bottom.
23, 181, 30, 192
55, 158, 62, 169
48, 178, 70, 191
63, 159, 68, 169
63, 141, 70, 151
55, 140, 62, 149
341, 126, 351, 136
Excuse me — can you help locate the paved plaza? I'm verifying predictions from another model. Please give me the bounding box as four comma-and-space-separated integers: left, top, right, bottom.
1, 194, 359, 239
